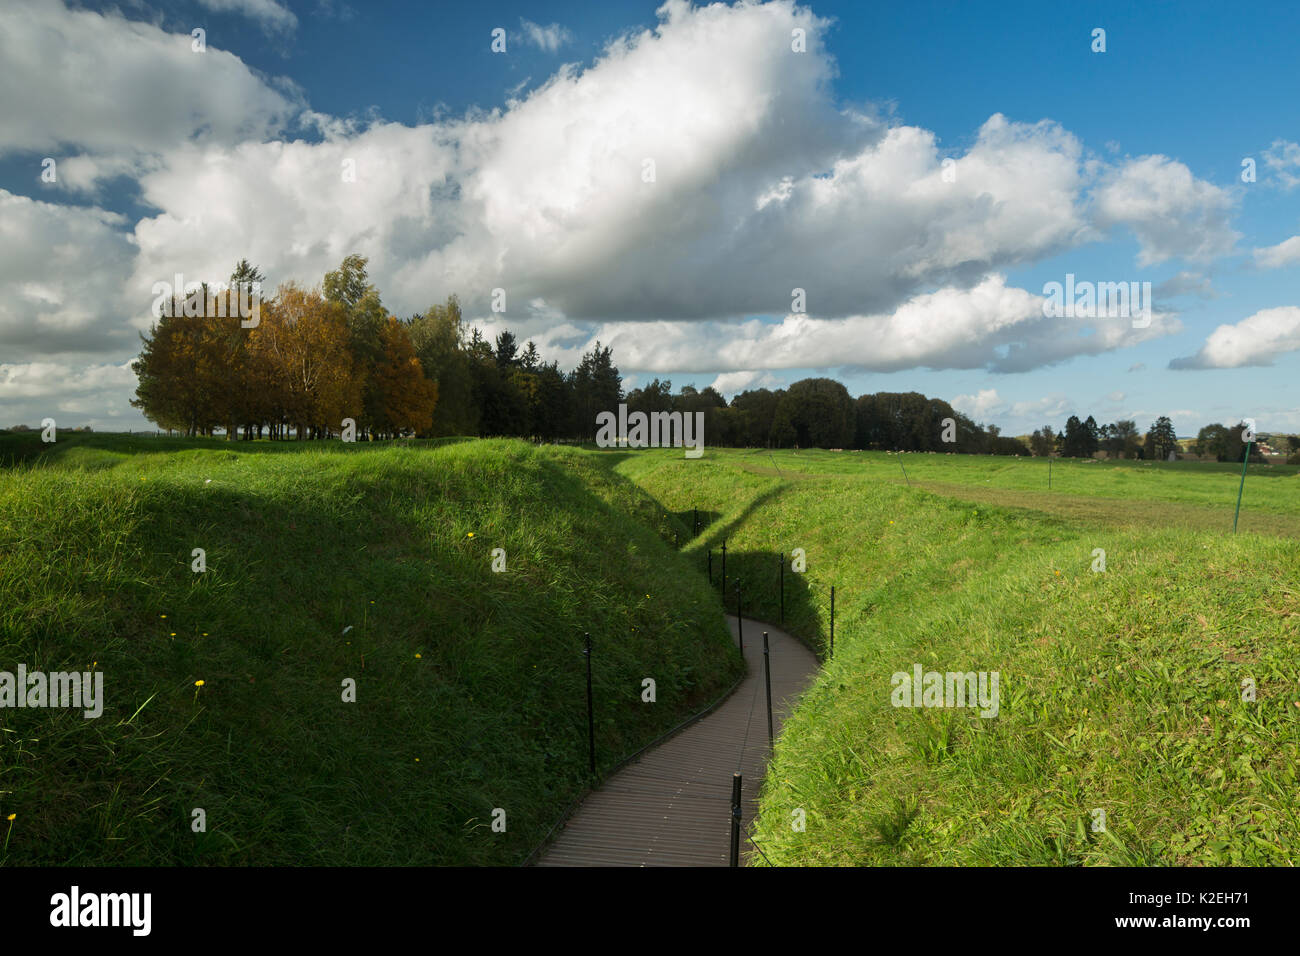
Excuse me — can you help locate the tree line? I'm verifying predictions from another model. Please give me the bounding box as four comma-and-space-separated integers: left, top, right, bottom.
131, 255, 1281, 459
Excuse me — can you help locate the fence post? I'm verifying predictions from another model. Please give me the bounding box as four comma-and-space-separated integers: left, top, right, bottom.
779, 552, 785, 625
1234, 442, 1253, 533
763, 631, 773, 748
830, 586, 835, 657
730, 772, 742, 867
584, 632, 595, 775
735, 585, 743, 652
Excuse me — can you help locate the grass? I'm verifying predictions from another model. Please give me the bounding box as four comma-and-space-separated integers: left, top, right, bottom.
6, 433, 1296, 867
0, 433, 741, 865
620, 448, 1300, 866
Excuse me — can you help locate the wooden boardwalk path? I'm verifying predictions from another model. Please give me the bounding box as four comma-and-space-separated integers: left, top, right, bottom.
536, 615, 818, 866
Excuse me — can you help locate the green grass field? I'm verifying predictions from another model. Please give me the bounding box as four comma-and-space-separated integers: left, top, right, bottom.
0, 432, 741, 865
622, 448, 1300, 865
4, 435, 1296, 866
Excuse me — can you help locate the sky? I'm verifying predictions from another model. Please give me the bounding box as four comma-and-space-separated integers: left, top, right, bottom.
2, 0, 1299, 438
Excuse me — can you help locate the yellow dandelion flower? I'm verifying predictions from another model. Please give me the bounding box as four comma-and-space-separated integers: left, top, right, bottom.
170, 632, 176, 637
467, 532, 475, 538
6, 813, 14, 821
160, 614, 167, 619
415, 653, 422, 659
194, 680, 205, 687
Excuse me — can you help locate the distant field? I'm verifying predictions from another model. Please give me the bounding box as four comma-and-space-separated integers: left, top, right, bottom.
0, 433, 741, 865
676, 448, 1300, 539
622, 448, 1300, 866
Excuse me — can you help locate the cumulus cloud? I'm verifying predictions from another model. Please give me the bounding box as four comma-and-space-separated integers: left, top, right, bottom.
1263, 139, 1300, 190
114, 0, 1106, 334
0, 0, 1235, 414
709, 370, 784, 395
0, 190, 139, 356
0, 0, 300, 170
1254, 235, 1300, 270
1170, 306, 1300, 369
196, 0, 298, 33
952, 388, 1003, 419
493, 274, 1177, 376
124, 124, 461, 329
1154, 270, 1216, 299
519, 19, 573, 53
1092, 155, 1239, 266
0, 361, 138, 431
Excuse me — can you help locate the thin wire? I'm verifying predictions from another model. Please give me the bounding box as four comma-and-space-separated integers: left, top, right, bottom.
747, 832, 775, 867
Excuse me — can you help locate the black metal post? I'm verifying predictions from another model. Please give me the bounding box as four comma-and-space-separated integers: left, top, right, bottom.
584, 632, 595, 775
830, 586, 835, 656
729, 772, 742, 867
779, 552, 785, 625
736, 585, 743, 652
763, 631, 773, 748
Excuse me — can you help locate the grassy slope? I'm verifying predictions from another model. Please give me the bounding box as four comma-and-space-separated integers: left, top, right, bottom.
623, 449, 1300, 866
0, 434, 741, 865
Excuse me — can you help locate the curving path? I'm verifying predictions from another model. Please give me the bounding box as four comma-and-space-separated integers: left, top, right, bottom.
535, 615, 818, 866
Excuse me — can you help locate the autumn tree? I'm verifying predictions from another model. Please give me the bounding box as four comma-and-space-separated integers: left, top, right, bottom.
252, 283, 362, 438
373, 316, 438, 437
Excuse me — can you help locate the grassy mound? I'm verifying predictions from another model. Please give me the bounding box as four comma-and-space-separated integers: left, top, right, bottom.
623, 449, 1300, 865
0, 435, 741, 865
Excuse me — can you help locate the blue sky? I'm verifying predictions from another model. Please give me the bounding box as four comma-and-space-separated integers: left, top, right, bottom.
2, 0, 1299, 437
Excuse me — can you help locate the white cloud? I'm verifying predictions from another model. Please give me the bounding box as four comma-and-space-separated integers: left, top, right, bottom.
519, 19, 573, 53
509, 274, 1177, 376
0, 361, 138, 431
0, 0, 300, 169
709, 370, 784, 395
1008, 395, 1072, 422
110, 0, 1106, 335
1107, 390, 1125, 402
1254, 235, 1300, 270
0, 361, 135, 400
1263, 139, 1300, 190
0, 190, 139, 356
1170, 306, 1300, 369
1092, 155, 1239, 266
0, 0, 1229, 413
196, 0, 298, 33
952, 388, 1003, 419
125, 124, 460, 329
1154, 270, 1216, 298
